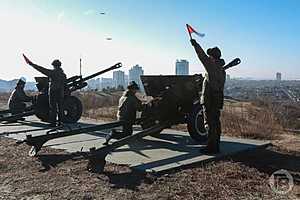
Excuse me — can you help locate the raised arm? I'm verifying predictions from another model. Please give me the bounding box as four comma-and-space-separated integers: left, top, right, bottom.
30, 63, 52, 77
190, 39, 211, 72
23, 54, 52, 77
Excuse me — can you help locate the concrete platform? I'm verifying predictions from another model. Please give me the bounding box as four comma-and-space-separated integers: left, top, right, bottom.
0, 116, 271, 173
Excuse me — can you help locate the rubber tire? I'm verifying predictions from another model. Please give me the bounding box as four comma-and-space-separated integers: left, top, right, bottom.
35, 94, 50, 122
62, 96, 83, 123
187, 103, 208, 143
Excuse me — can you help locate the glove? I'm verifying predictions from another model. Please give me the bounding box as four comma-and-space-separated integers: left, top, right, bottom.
22, 54, 34, 65
190, 39, 198, 46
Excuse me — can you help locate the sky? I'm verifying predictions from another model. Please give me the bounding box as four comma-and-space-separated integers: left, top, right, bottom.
0, 0, 299, 81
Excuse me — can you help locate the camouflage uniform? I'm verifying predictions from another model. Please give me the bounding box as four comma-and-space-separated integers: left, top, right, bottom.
192, 40, 225, 152
8, 87, 32, 114
117, 90, 144, 136
30, 63, 66, 124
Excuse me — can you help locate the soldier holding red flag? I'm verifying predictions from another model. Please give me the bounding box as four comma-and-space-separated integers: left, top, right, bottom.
188, 24, 225, 154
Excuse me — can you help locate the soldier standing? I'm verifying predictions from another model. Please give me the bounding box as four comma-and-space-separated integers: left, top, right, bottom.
24, 56, 66, 127
190, 39, 226, 154
8, 78, 33, 114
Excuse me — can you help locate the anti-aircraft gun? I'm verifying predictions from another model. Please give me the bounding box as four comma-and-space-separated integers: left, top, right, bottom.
0, 63, 122, 123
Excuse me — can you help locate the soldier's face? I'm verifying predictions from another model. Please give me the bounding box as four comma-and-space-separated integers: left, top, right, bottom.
209, 56, 216, 63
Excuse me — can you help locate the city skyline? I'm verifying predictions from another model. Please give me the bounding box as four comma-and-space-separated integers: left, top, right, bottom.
87, 64, 145, 90
0, 1, 299, 81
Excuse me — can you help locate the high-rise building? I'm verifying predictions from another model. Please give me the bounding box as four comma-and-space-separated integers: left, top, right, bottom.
276, 72, 282, 81
101, 77, 113, 89
113, 70, 125, 88
226, 74, 230, 81
129, 65, 144, 90
175, 59, 189, 75
87, 79, 98, 90
124, 74, 129, 87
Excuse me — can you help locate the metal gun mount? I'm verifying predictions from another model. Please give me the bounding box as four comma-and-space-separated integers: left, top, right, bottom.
18, 74, 209, 173
0, 63, 122, 123
15, 57, 242, 173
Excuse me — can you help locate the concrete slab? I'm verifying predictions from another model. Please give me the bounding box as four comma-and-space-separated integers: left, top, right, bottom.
0, 116, 271, 173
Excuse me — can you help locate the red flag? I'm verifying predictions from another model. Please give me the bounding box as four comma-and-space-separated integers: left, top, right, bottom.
23, 54, 33, 65
186, 24, 205, 38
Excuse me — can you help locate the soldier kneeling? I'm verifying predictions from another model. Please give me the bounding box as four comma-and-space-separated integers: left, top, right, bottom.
104, 81, 146, 144
8, 77, 33, 115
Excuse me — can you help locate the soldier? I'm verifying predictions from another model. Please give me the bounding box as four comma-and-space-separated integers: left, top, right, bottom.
8, 78, 33, 114
24, 57, 66, 127
104, 81, 145, 144
190, 39, 226, 154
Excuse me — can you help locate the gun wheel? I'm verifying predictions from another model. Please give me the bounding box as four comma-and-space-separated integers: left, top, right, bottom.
35, 93, 50, 122
187, 103, 208, 143
62, 96, 83, 123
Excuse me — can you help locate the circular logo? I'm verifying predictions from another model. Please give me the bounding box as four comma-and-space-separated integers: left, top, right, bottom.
269, 169, 294, 195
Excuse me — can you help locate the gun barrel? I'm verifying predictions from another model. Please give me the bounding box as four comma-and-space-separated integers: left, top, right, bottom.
81, 62, 122, 82
223, 58, 241, 70
66, 75, 82, 84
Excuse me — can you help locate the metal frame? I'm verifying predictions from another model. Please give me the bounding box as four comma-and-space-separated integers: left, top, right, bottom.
17, 121, 124, 156
87, 122, 170, 172
0, 110, 35, 122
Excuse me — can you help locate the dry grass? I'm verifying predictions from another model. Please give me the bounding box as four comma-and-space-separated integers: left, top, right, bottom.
74, 91, 122, 120
221, 101, 282, 140
85, 106, 118, 121
0, 92, 10, 109
172, 101, 285, 141
77, 91, 291, 141
75, 91, 121, 111
253, 98, 300, 130
0, 92, 10, 102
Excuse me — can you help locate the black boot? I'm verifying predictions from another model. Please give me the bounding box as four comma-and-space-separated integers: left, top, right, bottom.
199, 146, 220, 154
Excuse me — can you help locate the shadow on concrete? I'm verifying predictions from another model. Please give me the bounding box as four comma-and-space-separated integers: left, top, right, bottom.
107, 134, 257, 173
36, 130, 266, 174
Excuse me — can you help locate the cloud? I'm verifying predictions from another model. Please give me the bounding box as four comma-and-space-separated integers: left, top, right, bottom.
57, 11, 65, 22
83, 9, 95, 16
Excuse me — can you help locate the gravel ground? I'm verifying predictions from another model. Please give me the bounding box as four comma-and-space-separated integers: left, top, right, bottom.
0, 135, 299, 200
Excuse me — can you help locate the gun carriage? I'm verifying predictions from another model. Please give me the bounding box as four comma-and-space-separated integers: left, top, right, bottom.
0, 63, 122, 123
17, 58, 241, 172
